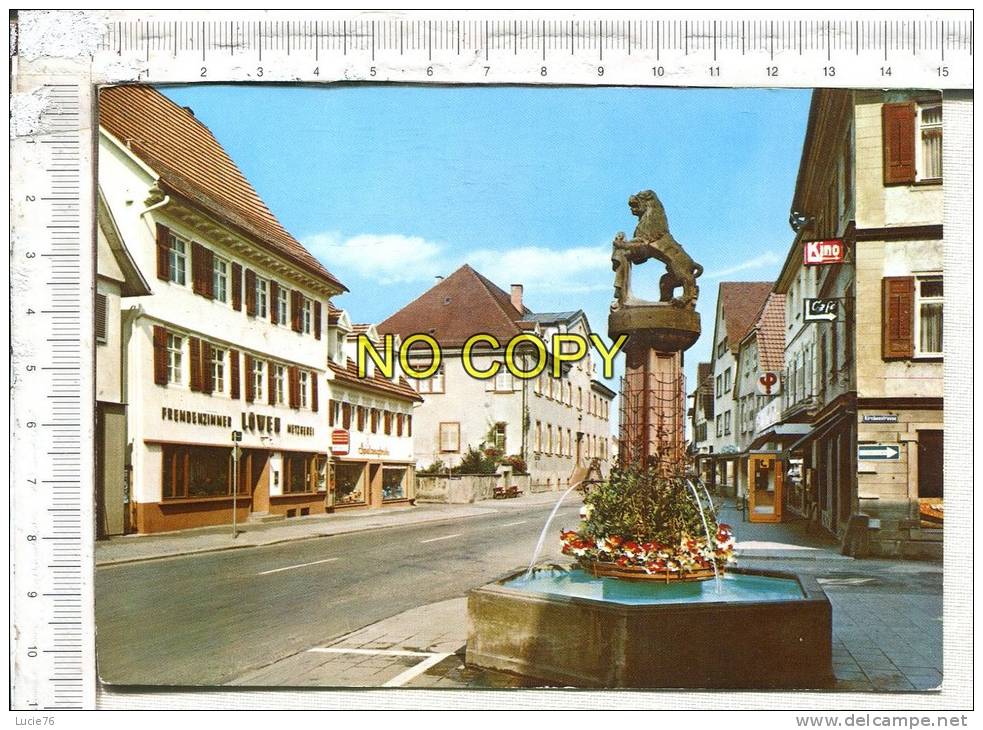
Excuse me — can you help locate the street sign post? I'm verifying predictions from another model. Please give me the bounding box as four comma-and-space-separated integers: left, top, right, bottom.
858, 444, 901, 461
804, 298, 839, 322
231, 430, 243, 538
862, 414, 899, 424
803, 239, 846, 265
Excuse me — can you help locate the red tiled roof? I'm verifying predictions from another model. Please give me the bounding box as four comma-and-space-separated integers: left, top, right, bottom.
327, 302, 344, 325
749, 293, 786, 372
327, 359, 423, 402
695, 362, 713, 396
378, 264, 531, 347
718, 282, 774, 352
99, 85, 346, 292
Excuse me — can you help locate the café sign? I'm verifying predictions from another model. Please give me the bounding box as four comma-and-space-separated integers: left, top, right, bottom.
804, 298, 839, 322
803, 239, 846, 265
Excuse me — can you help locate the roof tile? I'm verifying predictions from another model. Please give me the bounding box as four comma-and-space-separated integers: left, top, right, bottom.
718, 282, 774, 351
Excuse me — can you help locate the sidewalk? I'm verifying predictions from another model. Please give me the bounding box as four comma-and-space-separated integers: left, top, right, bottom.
719, 502, 852, 561
95, 490, 573, 566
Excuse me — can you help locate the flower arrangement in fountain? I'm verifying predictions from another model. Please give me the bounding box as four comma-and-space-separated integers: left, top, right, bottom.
561, 459, 736, 579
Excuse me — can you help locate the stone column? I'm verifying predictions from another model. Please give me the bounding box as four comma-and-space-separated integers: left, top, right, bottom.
620, 343, 685, 470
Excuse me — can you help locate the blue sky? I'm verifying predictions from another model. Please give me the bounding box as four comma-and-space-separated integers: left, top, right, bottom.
160, 84, 810, 400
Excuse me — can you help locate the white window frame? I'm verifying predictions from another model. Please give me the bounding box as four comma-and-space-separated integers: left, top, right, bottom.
299, 370, 310, 409
166, 333, 183, 385
493, 367, 512, 393
915, 102, 943, 182
277, 286, 289, 326
418, 366, 444, 394
252, 359, 265, 402
211, 346, 226, 394
168, 233, 187, 286
914, 273, 944, 359
302, 298, 313, 334
273, 364, 286, 405
438, 422, 460, 453
255, 277, 269, 318
212, 256, 229, 303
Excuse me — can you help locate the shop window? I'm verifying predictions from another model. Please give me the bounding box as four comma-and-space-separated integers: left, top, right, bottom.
162, 445, 234, 499
334, 462, 365, 504
439, 422, 460, 453
284, 454, 315, 494
166, 334, 183, 385
382, 466, 407, 501
915, 275, 943, 358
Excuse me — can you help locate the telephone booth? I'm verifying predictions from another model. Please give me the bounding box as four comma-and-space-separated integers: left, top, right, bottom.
747, 451, 784, 523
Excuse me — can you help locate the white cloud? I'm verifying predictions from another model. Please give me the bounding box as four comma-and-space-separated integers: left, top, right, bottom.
302, 231, 444, 285
304, 231, 612, 293
703, 251, 783, 280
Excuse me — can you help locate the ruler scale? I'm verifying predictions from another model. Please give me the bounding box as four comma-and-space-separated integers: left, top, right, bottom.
8, 10, 971, 710
10, 81, 95, 711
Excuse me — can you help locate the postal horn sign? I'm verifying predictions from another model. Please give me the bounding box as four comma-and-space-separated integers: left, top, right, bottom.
804, 298, 839, 322
803, 238, 846, 265
757, 371, 781, 395
331, 429, 350, 456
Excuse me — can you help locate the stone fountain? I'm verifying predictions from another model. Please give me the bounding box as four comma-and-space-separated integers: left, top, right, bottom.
465, 190, 833, 688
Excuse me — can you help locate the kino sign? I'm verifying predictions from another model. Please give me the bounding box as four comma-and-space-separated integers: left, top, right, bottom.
803, 239, 845, 265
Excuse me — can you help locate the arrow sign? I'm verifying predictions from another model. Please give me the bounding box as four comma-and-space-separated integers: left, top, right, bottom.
858, 444, 901, 461
804, 298, 839, 322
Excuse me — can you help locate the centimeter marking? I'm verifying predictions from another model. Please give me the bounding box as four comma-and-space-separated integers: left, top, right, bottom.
99, 18, 971, 60
11, 83, 94, 710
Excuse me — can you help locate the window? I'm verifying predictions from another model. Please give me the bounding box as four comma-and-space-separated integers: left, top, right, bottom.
211, 347, 226, 394
356, 406, 366, 431
302, 298, 313, 334
251, 359, 265, 402
334, 462, 365, 504
715, 374, 722, 399
370, 408, 379, 433
341, 402, 351, 430
546, 425, 553, 455
418, 366, 444, 394
255, 277, 269, 318
168, 233, 187, 286
273, 364, 286, 405
299, 370, 310, 409
915, 275, 943, 357
534, 373, 542, 396
277, 286, 289, 326
724, 410, 732, 436
493, 422, 506, 451
535, 421, 542, 453
439, 422, 460, 453
577, 387, 583, 409
162, 445, 236, 499
166, 334, 183, 384
916, 103, 942, 181
284, 454, 315, 494
384, 411, 392, 435
212, 257, 229, 303
716, 339, 727, 358
494, 367, 512, 392
383, 466, 407, 501
716, 415, 722, 438
723, 367, 732, 393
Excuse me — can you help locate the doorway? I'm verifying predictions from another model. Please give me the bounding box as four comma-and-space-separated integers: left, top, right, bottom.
748, 453, 783, 523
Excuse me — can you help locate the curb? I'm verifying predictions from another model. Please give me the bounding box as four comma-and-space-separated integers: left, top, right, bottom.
94, 506, 508, 567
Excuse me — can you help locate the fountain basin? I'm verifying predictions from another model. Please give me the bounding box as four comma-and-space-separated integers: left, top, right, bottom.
466, 567, 833, 689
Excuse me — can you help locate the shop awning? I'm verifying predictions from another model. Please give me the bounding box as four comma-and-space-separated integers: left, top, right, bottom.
785, 410, 854, 454
748, 423, 813, 451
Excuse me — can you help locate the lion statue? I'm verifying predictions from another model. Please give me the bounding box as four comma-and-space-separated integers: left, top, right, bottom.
611, 189, 703, 310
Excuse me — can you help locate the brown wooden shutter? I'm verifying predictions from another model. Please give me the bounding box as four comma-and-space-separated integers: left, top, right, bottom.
245, 269, 257, 316
407, 415, 412, 437
268, 363, 276, 405
244, 354, 255, 403
189, 337, 202, 391
201, 342, 214, 394
191, 243, 206, 296
288, 366, 300, 408
328, 399, 335, 426
231, 263, 243, 311
883, 103, 916, 185
155, 223, 171, 281
882, 276, 915, 360
152, 325, 168, 385
201, 247, 214, 299
314, 301, 322, 340
291, 290, 303, 332
342, 403, 351, 429
270, 281, 280, 324
311, 374, 318, 412
229, 349, 240, 399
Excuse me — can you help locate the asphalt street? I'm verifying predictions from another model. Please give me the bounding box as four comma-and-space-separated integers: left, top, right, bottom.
95, 499, 582, 686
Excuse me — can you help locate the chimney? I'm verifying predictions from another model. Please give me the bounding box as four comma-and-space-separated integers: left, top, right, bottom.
510, 284, 524, 312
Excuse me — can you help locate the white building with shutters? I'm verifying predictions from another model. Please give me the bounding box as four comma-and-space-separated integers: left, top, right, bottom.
98, 85, 346, 533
